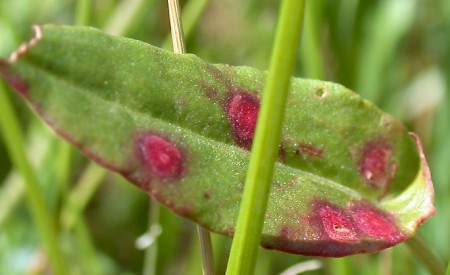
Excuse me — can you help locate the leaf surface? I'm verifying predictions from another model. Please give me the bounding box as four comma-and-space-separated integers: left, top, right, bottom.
0, 25, 434, 256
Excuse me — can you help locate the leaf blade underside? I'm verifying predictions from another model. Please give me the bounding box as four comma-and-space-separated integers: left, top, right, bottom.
0, 25, 434, 257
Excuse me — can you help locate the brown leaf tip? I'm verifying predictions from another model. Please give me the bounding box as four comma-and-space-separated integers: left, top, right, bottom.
226, 92, 260, 149
138, 134, 184, 179
8, 25, 43, 64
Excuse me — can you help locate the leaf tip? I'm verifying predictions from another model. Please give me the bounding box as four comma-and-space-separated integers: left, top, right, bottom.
409, 132, 436, 219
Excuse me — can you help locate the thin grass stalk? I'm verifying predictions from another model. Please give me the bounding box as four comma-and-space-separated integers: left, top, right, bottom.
168, 0, 186, 53
167, 1, 215, 274
299, 0, 324, 79
446, 258, 450, 275
143, 201, 160, 275
162, 0, 210, 49
75, 0, 91, 26
225, 1, 305, 274
104, 0, 156, 36
0, 84, 66, 274
60, 163, 106, 230
197, 226, 215, 275
379, 248, 392, 275
405, 235, 445, 275
327, 258, 350, 275
74, 218, 102, 275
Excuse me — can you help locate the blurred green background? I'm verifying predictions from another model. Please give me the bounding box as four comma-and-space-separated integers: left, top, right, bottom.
0, 0, 449, 274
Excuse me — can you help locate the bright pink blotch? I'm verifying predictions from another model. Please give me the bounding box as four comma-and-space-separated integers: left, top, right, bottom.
358, 142, 392, 188
226, 93, 260, 148
351, 204, 401, 242
318, 204, 358, 242
139, 135, 183, 179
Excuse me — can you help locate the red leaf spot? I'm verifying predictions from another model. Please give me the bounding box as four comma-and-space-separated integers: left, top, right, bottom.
351, 203, 402, 242
139, 134, 183, 179
358, 141, 394, 189
318, 204, 358, 242
203, 192, 211, 200
226, 92, 260, 149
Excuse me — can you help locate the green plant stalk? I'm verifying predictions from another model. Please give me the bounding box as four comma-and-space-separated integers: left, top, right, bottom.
167, 1, 215, 274
104, 0, 153, 36
0, 121, 51, 227
55, 141, 72, 207
225, 1, 305, 274
60, 162, 106, 230
446, 258, 450, 275
0, 84, 66, 274
75, 0, 91, 26
143, 201, 160, 275
327, 258, 350, 275
74, 218, 102, 275
299, 0, 324, 79
405, 235, 445, 275
354, 0, 416, 104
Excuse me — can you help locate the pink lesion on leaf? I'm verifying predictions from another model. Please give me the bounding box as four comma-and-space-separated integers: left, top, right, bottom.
226, 92, 260, 149
138, 134, 184, 179
315, 202, 358, 243
349, 201, 404, 243
357, 140, 396, 192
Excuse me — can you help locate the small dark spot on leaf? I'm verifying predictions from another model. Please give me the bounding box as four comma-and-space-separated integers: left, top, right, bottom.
226, 92, 260, 149
279, 226, 290, 239
203, 192, 211, 200
313, 87, 328, 99
138, 134, 183, 179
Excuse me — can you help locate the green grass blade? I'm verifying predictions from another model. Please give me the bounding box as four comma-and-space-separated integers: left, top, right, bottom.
405, 235, 445, 275
75, 0, 91, 26
299, 0, 324, 79
60, 162, 106, 230
446, 258, 450, 275
225, 1, 305, 274
0, 83, 66, 274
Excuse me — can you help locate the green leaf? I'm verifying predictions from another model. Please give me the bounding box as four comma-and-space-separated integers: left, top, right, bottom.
0, 25, 435, 257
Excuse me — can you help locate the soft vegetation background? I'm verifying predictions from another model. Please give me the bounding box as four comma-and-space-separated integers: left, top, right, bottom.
0, 0, 449, 274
